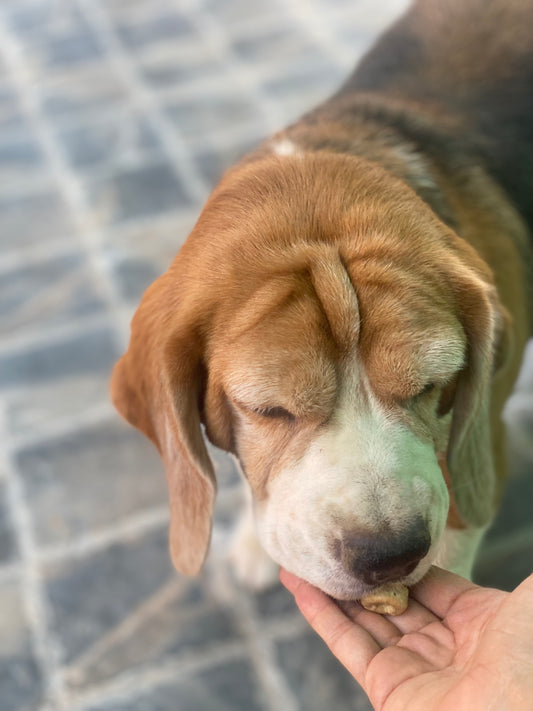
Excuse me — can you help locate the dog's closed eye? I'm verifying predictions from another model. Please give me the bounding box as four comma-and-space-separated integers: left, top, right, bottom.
252, 405, 296, 422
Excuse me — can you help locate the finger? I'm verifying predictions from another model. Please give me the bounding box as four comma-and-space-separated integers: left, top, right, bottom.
411, 566, 479, 618
280, 570, 381, 682
338, 600, 403, 648
389, 597, 440, 635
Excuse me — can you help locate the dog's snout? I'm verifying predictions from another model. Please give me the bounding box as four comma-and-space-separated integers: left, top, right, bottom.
338, 518, 431, 586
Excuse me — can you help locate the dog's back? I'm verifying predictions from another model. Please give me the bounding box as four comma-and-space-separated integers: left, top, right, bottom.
342, 0, 533, 233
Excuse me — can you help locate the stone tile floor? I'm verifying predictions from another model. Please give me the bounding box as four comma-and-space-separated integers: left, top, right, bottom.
0, 1, 531, 709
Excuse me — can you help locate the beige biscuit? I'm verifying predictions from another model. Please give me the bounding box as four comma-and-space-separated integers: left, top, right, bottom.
360, 582, 409, 615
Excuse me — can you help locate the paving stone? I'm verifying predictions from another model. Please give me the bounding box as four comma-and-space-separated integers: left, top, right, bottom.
20, 27, 104, 74
45, 530, 243, 691
275, 628, 373, 711
101, 212, 194, 267
0, 252, 106, 339
0, 134, 47, 184
4, 0, 83, 36
113, 9, 196, 50
202, 0, 282, 25
43, 526, 174, 664
56, 114, 162, 172
0, 325, 118, 390
86, 162, 192, 225
6, 372, 113, 438
138, 51, 225, 90
0, 190, 75, 252
0, 578, 43, 711
261, 59, 344, 114
0, 85, 28, 132
0, 481, 18, 564
66, 600, 243, 691
111, 255, 162, 302
16, 418, 167, 546
83, 658, 266, 711
39, 66, 129, 124
164, 95, 265, 142
254, 582, 299, 620
193, 138, 264, 187
231, 26, 315, 64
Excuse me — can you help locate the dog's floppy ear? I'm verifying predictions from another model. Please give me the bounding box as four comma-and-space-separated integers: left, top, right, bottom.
446, 269, 511, 528
111, 274, 216, 576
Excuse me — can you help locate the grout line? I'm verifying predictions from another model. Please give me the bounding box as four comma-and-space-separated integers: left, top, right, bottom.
78, 0, 211, 206
37, 506, 169, 567
0, 444, 69, 709
68, 641, 248, 711
174, 0, 288, 135
0, 12, 132, 356
235, 585, 301, 711
9, 403, 119, 451
0, 311, 118, 357
207, 552, 301, 711
61, 576, 185, 685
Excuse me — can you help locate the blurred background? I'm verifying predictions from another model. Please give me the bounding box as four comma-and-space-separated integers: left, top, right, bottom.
0, 0, 532, 709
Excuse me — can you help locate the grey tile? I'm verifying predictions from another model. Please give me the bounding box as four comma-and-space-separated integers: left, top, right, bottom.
0, 481, 17, 564
0, 135, 46, 184
16, 418, 168, 546
20, 28, 104, 72
138, 52, 225, 91
201, 0, 282, 25
66, 599, 240, 692
56, 115, 162, 172
193, 138, 263, 188
43, 526, 175, 664
0, 252, 106, 339
101, 212, 193, 264
0, 85, 28, 132
86, 162, 192, 225
0, 326, 118, 390
83, 659, 266, 711
111, 255, 161, 302
0, 578, 43, 711
39, 67, 129, 124
114, 10, 196, 50
231, 26, 315, 64
0, 190, 75, 252
5, 0, 83, 36
275, 628, 372, 711
254, 582, 298, 620
261, 59, 344, 104
6, 372, 113, 438
164, 96, 265, 142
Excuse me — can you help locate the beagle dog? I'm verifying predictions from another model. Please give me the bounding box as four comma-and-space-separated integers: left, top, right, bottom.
111, 0, 533, 601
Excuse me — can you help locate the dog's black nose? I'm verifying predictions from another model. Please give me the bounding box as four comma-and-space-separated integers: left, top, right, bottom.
338, 517, 431, 586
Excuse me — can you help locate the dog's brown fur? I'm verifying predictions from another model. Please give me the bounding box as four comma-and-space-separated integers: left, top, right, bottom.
112, 0, 532, 578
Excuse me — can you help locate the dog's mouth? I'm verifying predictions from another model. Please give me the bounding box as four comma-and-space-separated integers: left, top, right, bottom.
320, 549, 434, 602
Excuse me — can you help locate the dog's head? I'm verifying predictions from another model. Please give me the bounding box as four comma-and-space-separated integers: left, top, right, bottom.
111, 153, 508, 598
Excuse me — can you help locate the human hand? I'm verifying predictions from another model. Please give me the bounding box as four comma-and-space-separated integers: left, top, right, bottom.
280, 566, 533, 711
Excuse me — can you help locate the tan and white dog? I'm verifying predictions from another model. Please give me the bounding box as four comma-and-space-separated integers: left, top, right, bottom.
111, 0, 533, 602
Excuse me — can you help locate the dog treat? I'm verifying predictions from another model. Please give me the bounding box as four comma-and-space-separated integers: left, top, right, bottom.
360, 582, 409, 616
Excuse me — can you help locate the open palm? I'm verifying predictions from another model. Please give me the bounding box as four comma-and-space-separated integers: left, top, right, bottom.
280, 567, 533, 711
